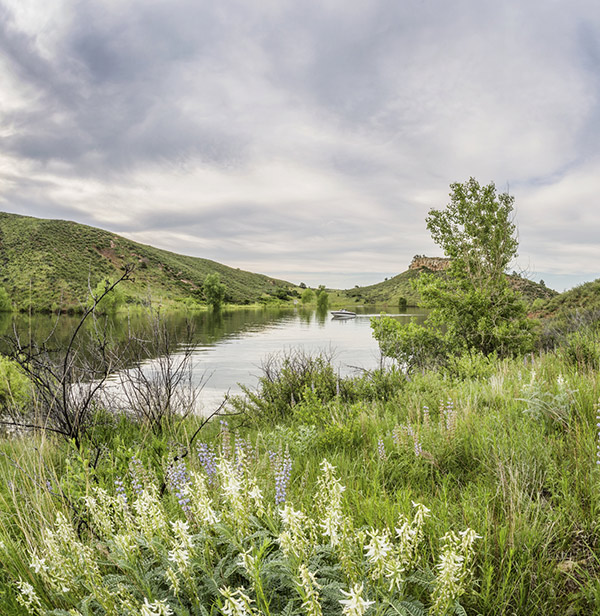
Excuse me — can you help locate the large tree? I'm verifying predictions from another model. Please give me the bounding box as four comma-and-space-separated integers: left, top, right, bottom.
372, 178, 532, 369
203, 273, 226, 311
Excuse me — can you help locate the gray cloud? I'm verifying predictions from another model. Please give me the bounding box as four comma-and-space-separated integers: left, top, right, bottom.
1, 0, 600, 289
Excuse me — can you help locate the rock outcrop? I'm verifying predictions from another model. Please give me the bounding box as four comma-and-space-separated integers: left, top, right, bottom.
409, 255, 451, 272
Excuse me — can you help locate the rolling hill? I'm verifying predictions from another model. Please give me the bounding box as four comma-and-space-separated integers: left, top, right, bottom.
340, 259, 558, 307
0, 212, 296, 312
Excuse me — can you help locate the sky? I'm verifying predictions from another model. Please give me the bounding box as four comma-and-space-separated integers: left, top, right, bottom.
1, 0, 600, 291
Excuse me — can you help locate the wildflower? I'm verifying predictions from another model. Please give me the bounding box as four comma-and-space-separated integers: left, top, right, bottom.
140, 597, 173, 616
129, 456, 147, 495
165, 567, 180, 595
220, 419, 231, 458
430, 528, 480, 616
444, 399, 456, 434
377, 438, 387, 461
166, 460, 192, 516
30, 553, 48, 574
279, 503, 312, 559
189, 471, 219, 525
274, 446, 292, 504
423, 405, 430, 425
297, 564, 323, 616
15, 579, 43, 613
133, 488, 168, 542
339, 583, 375, 616
114, 476, 128, 504
197, 442, 218, 484
219, 586, 254, 616
365, 529, 393, 580
316, 459, 346, 547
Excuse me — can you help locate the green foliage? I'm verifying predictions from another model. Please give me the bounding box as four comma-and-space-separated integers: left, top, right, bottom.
1, 341, 600, 614
231, 350, 342, 424
0, 287, 11, 313
374, 179, 534, 369
0, 212, 293, 312
0, 439, 478, 616
371, 317, 447, 372
419, 178, 533, 356
316, 285, 329, 311
0, 356, 30, 413
301, 288, 315, 304
203, 273, 226, 310
92, 278, 124, 314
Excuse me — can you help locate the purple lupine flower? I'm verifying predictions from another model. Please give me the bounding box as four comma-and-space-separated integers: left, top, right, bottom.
377, 438, 387, 461
166, 460, 191, 516
274, 446, 292, 505
197, 443, 218, 485
596, 408, 600, 465
423, 405, 430, 425
444, 399, 456, 434
392, 426, 402, 448
129, 457, 145, 496
114, 476, 127, 504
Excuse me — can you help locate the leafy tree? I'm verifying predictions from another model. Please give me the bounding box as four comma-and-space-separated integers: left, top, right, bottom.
0, 286, 11, 312
373, 178, 532, 369
92, 278, 124, 314
301, 288, 315, 304
316, 285, 329, 311
204, 273, 226, 310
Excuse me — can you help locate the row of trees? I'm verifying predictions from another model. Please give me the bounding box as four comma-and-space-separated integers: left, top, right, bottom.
372, 177, 533, 371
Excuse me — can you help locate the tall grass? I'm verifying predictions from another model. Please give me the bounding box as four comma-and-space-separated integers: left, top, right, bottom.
0, 345, 599, 613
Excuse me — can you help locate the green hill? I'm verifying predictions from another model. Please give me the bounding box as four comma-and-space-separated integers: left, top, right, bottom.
533, 278, 600, 319
0, 212, 296, 312
340, 263, 557, 307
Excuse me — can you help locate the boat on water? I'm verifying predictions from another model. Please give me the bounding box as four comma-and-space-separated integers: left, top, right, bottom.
331, 309, 357, 318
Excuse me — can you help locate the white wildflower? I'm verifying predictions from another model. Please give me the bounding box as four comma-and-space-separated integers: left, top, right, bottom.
30, 553, 49, 574
278, 503, 312, 559
189, 471, 219, 525
165, 567, 180, 595
15, 579, 43, 613
238, 548, 256, 575
297, 564, 323, 616
170, 519, 194, 552
339, 583, 375, 616
316, 459, 346, 547
365, 528, 393, 580
140, 597, 173, 616
430, 528, 480, 616
133, 488, 168, 542
219, 586, 254, 616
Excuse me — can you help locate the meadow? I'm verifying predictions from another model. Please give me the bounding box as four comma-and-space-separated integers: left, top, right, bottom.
0, 328, 599, 615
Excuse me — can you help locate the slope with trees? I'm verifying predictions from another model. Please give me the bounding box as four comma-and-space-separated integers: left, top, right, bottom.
0, 212, 297, 312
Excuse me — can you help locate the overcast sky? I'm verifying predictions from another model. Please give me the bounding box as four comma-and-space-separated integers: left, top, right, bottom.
1, 0, 599, 290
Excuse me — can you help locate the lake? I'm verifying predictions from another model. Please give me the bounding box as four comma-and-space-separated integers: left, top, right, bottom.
1, 306, 426, 414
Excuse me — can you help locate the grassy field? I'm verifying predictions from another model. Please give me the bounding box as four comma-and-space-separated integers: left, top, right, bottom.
0, 329, 599, 614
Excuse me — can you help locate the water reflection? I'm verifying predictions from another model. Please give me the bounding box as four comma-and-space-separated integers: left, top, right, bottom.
1, 306, 427, 412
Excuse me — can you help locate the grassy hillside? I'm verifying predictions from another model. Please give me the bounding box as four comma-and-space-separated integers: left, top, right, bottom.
341, 266, 557, 307
0, 212, 296, 312
533, 278, 600, 319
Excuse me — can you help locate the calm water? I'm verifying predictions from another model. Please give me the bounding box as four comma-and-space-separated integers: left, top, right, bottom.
1, 306, 426, 413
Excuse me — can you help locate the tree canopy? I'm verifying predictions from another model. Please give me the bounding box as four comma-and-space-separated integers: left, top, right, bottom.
372, 178, 532, 370
203, 273, 226, 310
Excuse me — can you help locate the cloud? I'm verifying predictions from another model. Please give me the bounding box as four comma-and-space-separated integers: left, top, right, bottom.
1, 0, 600, 289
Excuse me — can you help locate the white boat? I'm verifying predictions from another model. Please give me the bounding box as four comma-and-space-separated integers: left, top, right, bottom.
331, 309, 356, 318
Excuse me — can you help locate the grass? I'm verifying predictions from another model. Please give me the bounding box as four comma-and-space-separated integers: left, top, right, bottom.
0, 212, 300, 312
0, 337, 599, 614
